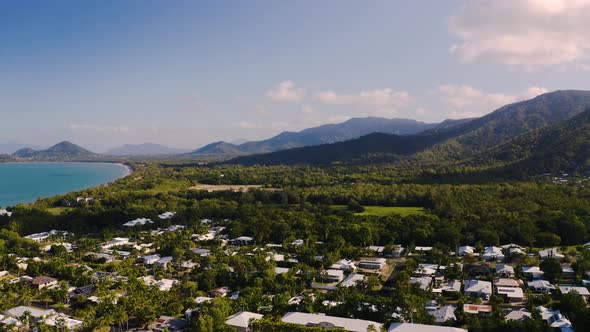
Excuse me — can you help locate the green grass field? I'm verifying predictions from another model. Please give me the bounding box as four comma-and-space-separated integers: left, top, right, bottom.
46, 207, 75, 215
331, 205, 428, 217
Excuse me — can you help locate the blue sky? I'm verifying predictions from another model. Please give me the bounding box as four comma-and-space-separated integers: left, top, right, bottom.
1, 0, 589, 151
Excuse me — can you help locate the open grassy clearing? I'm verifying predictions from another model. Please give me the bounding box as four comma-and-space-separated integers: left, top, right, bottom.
331, 205, 428, 217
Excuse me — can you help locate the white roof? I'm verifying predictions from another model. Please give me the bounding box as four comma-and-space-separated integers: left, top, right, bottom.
195, 296, 213, 304
275, 267, 290, 274
496, 264, 515, 273
464, 280, 492, 294
341, 273, 365, 287
429, 305, 456, 323
282, 312, 382, 332
528, 280, 555, 289
505, 308, 531, 321
559, 285, 590, 296
4, 306, 49, 318
388, 323, 467, 332
225, 311, 263, 328
497, 286, 524, 298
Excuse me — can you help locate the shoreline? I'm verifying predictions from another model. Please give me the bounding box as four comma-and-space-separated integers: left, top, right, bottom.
0, 161, 133, 208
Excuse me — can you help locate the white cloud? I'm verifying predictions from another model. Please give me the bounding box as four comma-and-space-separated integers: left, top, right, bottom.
237, 121, 260, 129
301, 105, 316, 114
266, 81, 304, 102
315, 88, 413, 109
68, 124, 130, 134
435, 84, 549, 117
449, 0, 590, 68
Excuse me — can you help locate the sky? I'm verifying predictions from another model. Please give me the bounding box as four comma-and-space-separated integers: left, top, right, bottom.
1, 0, 589, 152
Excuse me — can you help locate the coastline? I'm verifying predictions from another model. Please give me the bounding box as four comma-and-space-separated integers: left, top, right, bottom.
0, 162, 132, 208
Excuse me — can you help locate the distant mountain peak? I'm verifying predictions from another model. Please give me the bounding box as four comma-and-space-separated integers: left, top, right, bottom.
12, 141, 96, 160
189, 117, 440, 156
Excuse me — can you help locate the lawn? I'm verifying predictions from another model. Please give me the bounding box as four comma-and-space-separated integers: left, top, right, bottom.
46, 207, 75, 215
331, 205, 428, 217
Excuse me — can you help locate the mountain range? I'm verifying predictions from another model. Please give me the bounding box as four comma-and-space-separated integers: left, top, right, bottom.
189, 117, 454, 156
228, 90, 590, 173
104, 143, 191, 156
12, 141, 97, 160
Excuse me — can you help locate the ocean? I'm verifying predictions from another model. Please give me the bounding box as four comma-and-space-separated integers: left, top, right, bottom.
0, 162, 129, 207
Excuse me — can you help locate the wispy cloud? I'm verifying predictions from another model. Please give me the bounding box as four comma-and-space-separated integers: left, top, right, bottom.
68, 123, 131, 134
435, 84, 549, 117
266, 81, 305, 102
315, 88, 413, 109
449, 0, 590, 68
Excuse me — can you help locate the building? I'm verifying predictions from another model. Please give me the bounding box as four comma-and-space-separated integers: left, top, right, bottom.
522, 266, 544, 279
388, 323, 467, 332
358, 258, 386, 270
330, 259, 356, 271
0, 209, 12, 217
458, 246, 475, 256
32, 276, 58, 290
143, 254, 161, 265
427, 305, 457, 323
225, 311, 264, 332
558, 285, 590, 302
282, 312, 382, 332
463, 304, 493, 317
496, 286, 525, 302
538, 248, 564, 262
341, 273, 365, 287
323, 269, 344, 283
464, 280, 492, 300
231, 236, 254, 246
123, 218, 153, 227
482, 246, 505, 261
495, 264, 515, 277
505, 308, 532, 322
150, 316, 188, 332
528, 280, 556, 293
433, 279, 461, 296
158, 211, 176, 219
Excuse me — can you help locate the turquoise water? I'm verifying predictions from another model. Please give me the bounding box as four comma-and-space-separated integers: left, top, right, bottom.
0, 162, 129, 207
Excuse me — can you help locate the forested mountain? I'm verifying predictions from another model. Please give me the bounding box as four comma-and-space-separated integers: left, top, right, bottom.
190, 117, 440, 156
229, 90, 590, 166
105, 143, 191, 156
12, 141, 97, 160
0, 143, 45, 155
483, 108, 590, 175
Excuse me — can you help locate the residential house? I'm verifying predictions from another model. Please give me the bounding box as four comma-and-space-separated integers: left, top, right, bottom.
388, 323, 467, 332
561, 266, 575, 278
522, 266, 544, 280
281, 312, 383, 332
527, 280, 556, 293
463, 304, 493, 317
537, 306, 574, 331
330, 259, 356, 271
323, 269, 344, 283
495, 264, 515, 278
151, 316, 188, 332
158, 211, 176, 219
123, 218, 153, 227
193, 248, 211, 257
0, 209, 12, 217
427, 305, 457, 323
341, 273, 365, 287
155, 256, 173, 267
558, 285, 590, 302
231, 236, 254, 246
505, 308, 532, 322
358, 258, 386, 270
211, 287, 231, 297
143, 254, 161, 265
410, 276, 432, 290
538, 248, 565, 262
496, 286, 525, 303
482, 246, 505, 262
432, 279, 461, 296
225, 311, 264, 332
458, 246, 475, 256
464, 280, 492, 300
32, 276, 58, 290
494, 278, 520, 288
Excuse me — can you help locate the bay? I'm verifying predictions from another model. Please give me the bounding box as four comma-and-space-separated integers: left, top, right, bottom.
0, 162, 130, 207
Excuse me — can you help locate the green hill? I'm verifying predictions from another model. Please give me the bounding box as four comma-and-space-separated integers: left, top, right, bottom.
228, 90, 590, 165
